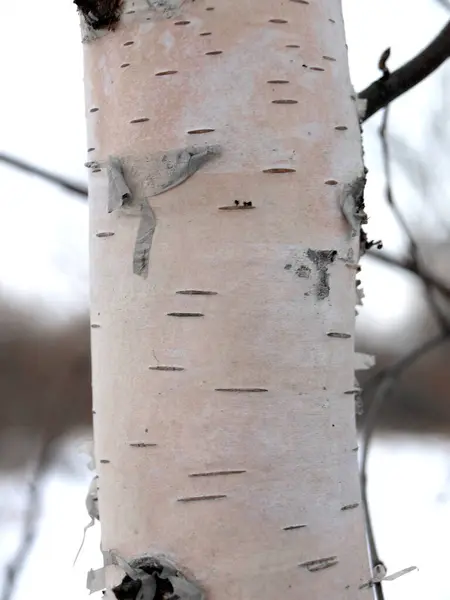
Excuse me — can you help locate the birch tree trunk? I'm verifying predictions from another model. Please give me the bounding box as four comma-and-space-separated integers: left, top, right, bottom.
82, 0, 371, 597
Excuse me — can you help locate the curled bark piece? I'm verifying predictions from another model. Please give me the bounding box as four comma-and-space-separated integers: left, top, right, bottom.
144, 145, 221, 198
108, 157, 132, 213
108, 553, 205, 600
86, 566, 106, 593
384, 565, 417, 581
122, 146, 220, 276
74, 475, 99, 565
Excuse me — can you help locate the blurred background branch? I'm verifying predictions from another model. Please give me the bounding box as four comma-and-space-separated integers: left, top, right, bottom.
0, 153, 87, 198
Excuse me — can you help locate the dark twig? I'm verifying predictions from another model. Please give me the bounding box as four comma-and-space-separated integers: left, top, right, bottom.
1, 442, 50, 600
0, 153, 88, 198
360, 54, 399, 600
379, 73, 450, 333
366, 249, 450, 300
359, 20, 450, 122
360, 332, 450, 596
359, 47, 450, 598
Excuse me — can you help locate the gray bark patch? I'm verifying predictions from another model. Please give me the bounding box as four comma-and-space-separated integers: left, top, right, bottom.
136, 145, 221, 198
145, 0, 193, 20
305, 249, 337, 300
295, 265, 311, 278
284, 263, 311, 279
339, 173, 367, 237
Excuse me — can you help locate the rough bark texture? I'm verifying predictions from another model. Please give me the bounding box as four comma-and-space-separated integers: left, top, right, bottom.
83, 0, 371, 597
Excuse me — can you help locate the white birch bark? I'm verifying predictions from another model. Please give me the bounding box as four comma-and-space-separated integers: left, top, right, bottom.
82, 0, 372, 597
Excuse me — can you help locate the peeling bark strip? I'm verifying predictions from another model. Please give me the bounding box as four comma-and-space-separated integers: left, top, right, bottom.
86, 567, 105, 593
74, 476, 99, 565
384, 566, 418, 581
107, 146, 220, 277
299, 556, 339, 572
107, 157, 132, 213
305, 249, 337, 300
132, 146, 220, 276
110, 554, 205, 600
86, 476, 99, 520
133, 202, 156, 277
143, 145, 221, 198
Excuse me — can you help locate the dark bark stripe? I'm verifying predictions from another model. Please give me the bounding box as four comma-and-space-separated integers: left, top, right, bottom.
214, 388, 268, 393
177, 494, 227, 502
167, 312, 204, 317
189, 470, 246, 477
148, 366, 185, 371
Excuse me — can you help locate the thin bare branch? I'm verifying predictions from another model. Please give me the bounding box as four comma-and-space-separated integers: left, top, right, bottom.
366, 249, 450, 299
359, 46, 450, 592
380, 113, 414, 242
378, 81, 450, 332
0, 153, 88, 198
360, 332, 450, 597
359, 20, 450, 122
1, 442, 50, 600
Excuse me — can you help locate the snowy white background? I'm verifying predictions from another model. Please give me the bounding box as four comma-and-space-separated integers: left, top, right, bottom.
0, 1, 449, 599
